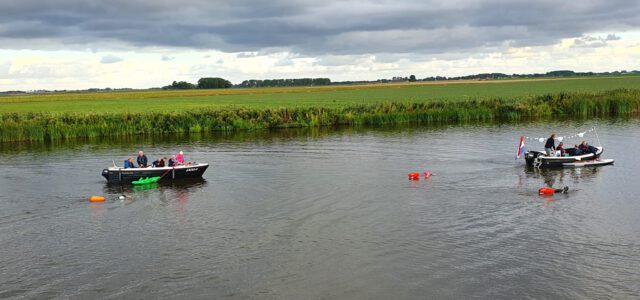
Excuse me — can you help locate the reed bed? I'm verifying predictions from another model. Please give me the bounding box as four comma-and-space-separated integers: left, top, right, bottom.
1, 89, 639, 142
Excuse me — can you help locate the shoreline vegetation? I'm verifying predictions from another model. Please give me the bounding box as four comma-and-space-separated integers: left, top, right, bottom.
2, 87, 640, 142
3, 76, 640, 143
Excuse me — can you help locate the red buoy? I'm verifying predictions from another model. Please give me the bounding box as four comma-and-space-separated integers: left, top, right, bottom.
538, 187, 555, 195
423, 171, 431, 178
539, 186, 569, 195
408, 172, 420, 180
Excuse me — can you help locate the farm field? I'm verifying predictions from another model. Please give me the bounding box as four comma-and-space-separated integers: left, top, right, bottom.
2, 76, 640, 114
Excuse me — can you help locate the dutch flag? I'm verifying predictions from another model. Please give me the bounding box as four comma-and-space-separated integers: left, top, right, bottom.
516, 136, 525, 160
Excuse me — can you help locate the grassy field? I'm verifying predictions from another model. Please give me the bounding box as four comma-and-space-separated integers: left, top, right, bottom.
2, 76, 640, 114
1, 76, 640, 142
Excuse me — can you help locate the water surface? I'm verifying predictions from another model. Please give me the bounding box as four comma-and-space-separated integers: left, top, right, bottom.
1, 120, 639, 299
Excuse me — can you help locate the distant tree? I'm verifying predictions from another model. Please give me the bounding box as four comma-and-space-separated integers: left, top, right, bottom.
409, 75, 417, 82
312, 78, 332, 85
236, 78, 331, 88
197, 77, 232, 89
546, 70, 576, 77
163, 80, 196, 90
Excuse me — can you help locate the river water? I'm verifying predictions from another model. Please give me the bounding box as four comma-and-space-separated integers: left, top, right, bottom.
1, 119, 639, 299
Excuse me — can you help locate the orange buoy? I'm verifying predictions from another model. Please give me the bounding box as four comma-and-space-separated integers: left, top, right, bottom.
408, 172, 420, 180
539, 186, 569, 195
538, 187, 555, 195
89, 195, 105, 202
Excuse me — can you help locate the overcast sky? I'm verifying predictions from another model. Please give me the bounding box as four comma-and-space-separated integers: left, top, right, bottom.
1, 0, 639, 90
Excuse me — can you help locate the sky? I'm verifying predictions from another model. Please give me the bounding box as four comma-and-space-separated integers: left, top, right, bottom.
1, 0, 639, 91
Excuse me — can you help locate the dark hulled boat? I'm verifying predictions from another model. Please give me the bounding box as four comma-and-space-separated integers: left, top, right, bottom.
524, 147, 603, 168
102, 163, 209, 183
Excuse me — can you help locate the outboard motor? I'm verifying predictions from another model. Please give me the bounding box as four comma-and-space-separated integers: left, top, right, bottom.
524, 151, 542, 167
102, 169, 110, 180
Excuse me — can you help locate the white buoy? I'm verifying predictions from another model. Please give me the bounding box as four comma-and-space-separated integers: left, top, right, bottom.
119, 195, 126, 200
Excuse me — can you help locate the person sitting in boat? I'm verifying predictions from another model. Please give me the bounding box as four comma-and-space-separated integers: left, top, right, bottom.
579, 140, 598, 155
555, 142, 565, 157
168, 155, 177, 167
137, 150, 148, 168
565, 144, 578, 156
544, 133, 556, 156
124, 157, 136, 168
572, 144, 582, 156
176, 151, 185, 165
152, 157, 166, 168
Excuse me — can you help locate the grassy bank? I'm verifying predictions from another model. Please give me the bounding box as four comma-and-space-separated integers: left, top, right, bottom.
2, 89, 639, 142
2, 76, 640, 114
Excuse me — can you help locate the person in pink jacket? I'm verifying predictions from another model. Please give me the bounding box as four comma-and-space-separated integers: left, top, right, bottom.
176, 151, 185, 165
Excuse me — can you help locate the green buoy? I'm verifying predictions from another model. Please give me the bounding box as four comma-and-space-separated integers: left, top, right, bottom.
131, 176, 161, 185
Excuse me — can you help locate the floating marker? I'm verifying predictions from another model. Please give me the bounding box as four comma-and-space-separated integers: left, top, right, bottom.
538, 186, 569, 195
408, 172, 420, 180
538, 187, 555, 195
89, 195, 105, 202
423, 171, 431, 178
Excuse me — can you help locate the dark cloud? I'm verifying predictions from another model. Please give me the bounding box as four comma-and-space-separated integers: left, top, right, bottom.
0, 0, 638, 54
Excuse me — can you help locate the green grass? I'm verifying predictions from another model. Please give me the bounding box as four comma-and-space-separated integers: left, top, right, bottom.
1, 76, 640, 142
2, 76, 640, 114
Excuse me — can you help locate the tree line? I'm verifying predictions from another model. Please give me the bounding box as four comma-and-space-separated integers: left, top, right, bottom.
237, 78, 331, 88
333, 70, 640, 85
164, 69, 640, 90
162, 77, 232, 90
163, 77, 331, 90
422, 70, 640, 81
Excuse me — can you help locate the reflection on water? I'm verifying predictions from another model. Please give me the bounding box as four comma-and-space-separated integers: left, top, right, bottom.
0, 119, 639, 299
527, 166, 602, 188
104, 178, 207, 195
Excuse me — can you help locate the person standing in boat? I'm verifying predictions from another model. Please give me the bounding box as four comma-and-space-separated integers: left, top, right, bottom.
137, 150, 148, 168
544, 133, 556, 156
